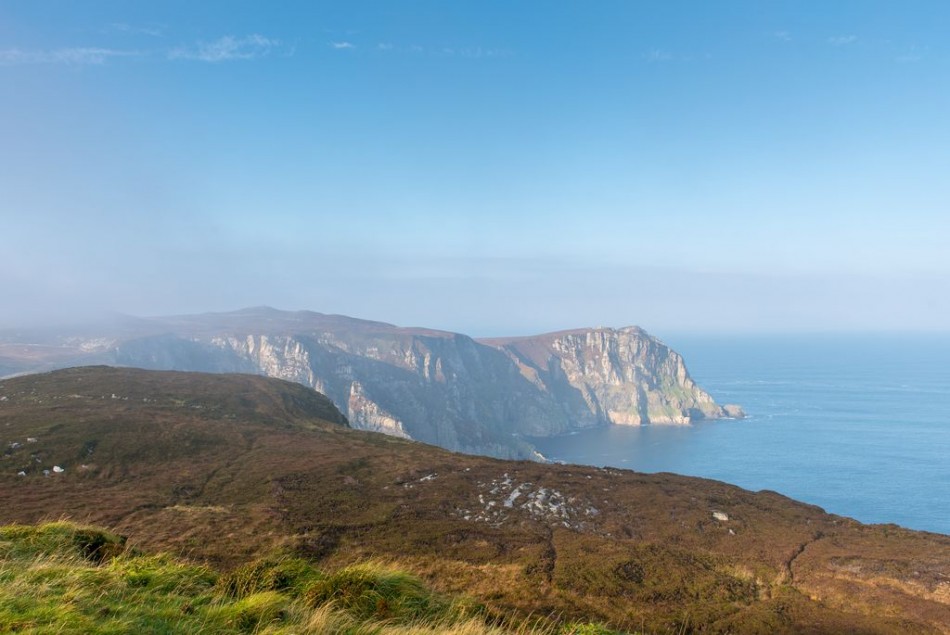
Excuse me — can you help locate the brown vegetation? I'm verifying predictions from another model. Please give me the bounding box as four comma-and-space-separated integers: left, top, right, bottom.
0, 366, 947, 633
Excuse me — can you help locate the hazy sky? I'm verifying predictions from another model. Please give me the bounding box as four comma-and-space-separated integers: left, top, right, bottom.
2, 1, 949, 335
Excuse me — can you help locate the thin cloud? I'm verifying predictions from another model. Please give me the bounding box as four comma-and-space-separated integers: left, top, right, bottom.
108, 22, 164, 37
773, 31, 792, 42
0, 47, 138, 65
373, 42, 508, 58
169, 34, 280, 62
329, 41, 355, 50
828, 35, 858, 46
644, 48, 673, 63
460, 47, 509, 59
896, 45, 924, 63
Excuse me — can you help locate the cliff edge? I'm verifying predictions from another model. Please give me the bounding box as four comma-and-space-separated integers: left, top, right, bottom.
482, 326, 743, 428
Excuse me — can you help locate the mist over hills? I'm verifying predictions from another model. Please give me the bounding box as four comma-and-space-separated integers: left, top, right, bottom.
0, 307, 742, 459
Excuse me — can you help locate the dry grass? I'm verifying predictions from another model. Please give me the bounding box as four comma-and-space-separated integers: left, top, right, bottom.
0, 521, 630, 635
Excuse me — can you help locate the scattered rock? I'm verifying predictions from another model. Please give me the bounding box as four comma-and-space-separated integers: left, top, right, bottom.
457, 472, 597, 529
723, 404, 746, 418
712, 511, 729, 522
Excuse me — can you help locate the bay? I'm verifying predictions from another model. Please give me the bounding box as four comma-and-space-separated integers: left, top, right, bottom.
529, 333, 950, 535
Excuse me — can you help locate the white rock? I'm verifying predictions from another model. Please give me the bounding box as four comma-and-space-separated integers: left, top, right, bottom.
52, 465, 65, 473
504, 484, 525, 508
712, 511, 729, 522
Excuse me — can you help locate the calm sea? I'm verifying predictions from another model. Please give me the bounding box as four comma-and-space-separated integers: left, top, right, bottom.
529, 334, 950, 535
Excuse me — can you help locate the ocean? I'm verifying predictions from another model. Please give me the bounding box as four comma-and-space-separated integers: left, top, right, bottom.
529, 333, 950, 535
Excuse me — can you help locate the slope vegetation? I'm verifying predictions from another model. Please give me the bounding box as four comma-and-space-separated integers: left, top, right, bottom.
1, 521, 622, 634
0, 367, 947, 634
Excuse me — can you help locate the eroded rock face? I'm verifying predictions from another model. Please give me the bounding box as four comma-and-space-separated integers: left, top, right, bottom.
2, 308, 741, 458
484, 327, 735, 428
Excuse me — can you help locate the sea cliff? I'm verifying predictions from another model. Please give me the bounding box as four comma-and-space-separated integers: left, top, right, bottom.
0, 308, 742, 458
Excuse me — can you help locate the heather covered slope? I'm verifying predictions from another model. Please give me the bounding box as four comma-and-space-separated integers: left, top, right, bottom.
0, 367, 947, 634
0, 307, 741, 458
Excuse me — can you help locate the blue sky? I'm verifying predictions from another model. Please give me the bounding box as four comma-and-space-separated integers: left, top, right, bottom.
2, 1, 948, 335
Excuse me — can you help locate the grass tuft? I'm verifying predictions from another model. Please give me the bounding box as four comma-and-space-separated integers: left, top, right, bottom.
304, 562, 449, 622
218, 555, 323, 599
0, 521, 126, 563
210, 590, 288, 631
560, 624, 627, 635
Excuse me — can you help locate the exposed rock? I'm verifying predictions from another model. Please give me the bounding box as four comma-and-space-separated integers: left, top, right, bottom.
483, 327, 740, 428
723, 404, 746, 418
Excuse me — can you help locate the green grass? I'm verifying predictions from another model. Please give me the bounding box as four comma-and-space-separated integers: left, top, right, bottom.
0, 521, 628, 635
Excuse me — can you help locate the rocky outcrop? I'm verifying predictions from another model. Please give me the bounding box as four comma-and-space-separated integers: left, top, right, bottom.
483, 327, 738, 428
0, 308, 742, 459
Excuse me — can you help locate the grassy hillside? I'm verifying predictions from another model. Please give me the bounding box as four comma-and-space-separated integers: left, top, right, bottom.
0, 521, 623, 634
0, 367, 947, 634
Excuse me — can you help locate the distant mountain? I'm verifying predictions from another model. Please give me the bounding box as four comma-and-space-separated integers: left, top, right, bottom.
0, 307, 742, 458
0, 367, 946, 634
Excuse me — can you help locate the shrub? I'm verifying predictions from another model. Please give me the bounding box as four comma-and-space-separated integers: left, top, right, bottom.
218, 555, 323, 598
305, 563, 447, 622
0, 521, 126, 562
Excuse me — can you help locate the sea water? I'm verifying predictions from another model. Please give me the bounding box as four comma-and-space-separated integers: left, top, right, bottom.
529, 334, 950, 535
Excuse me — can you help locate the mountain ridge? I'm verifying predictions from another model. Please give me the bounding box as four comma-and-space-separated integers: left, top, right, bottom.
0, 307, 742, 458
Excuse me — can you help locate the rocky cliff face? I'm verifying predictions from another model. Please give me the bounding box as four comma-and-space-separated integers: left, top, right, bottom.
484, 327, 728, 428
0, 308, 742, 458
